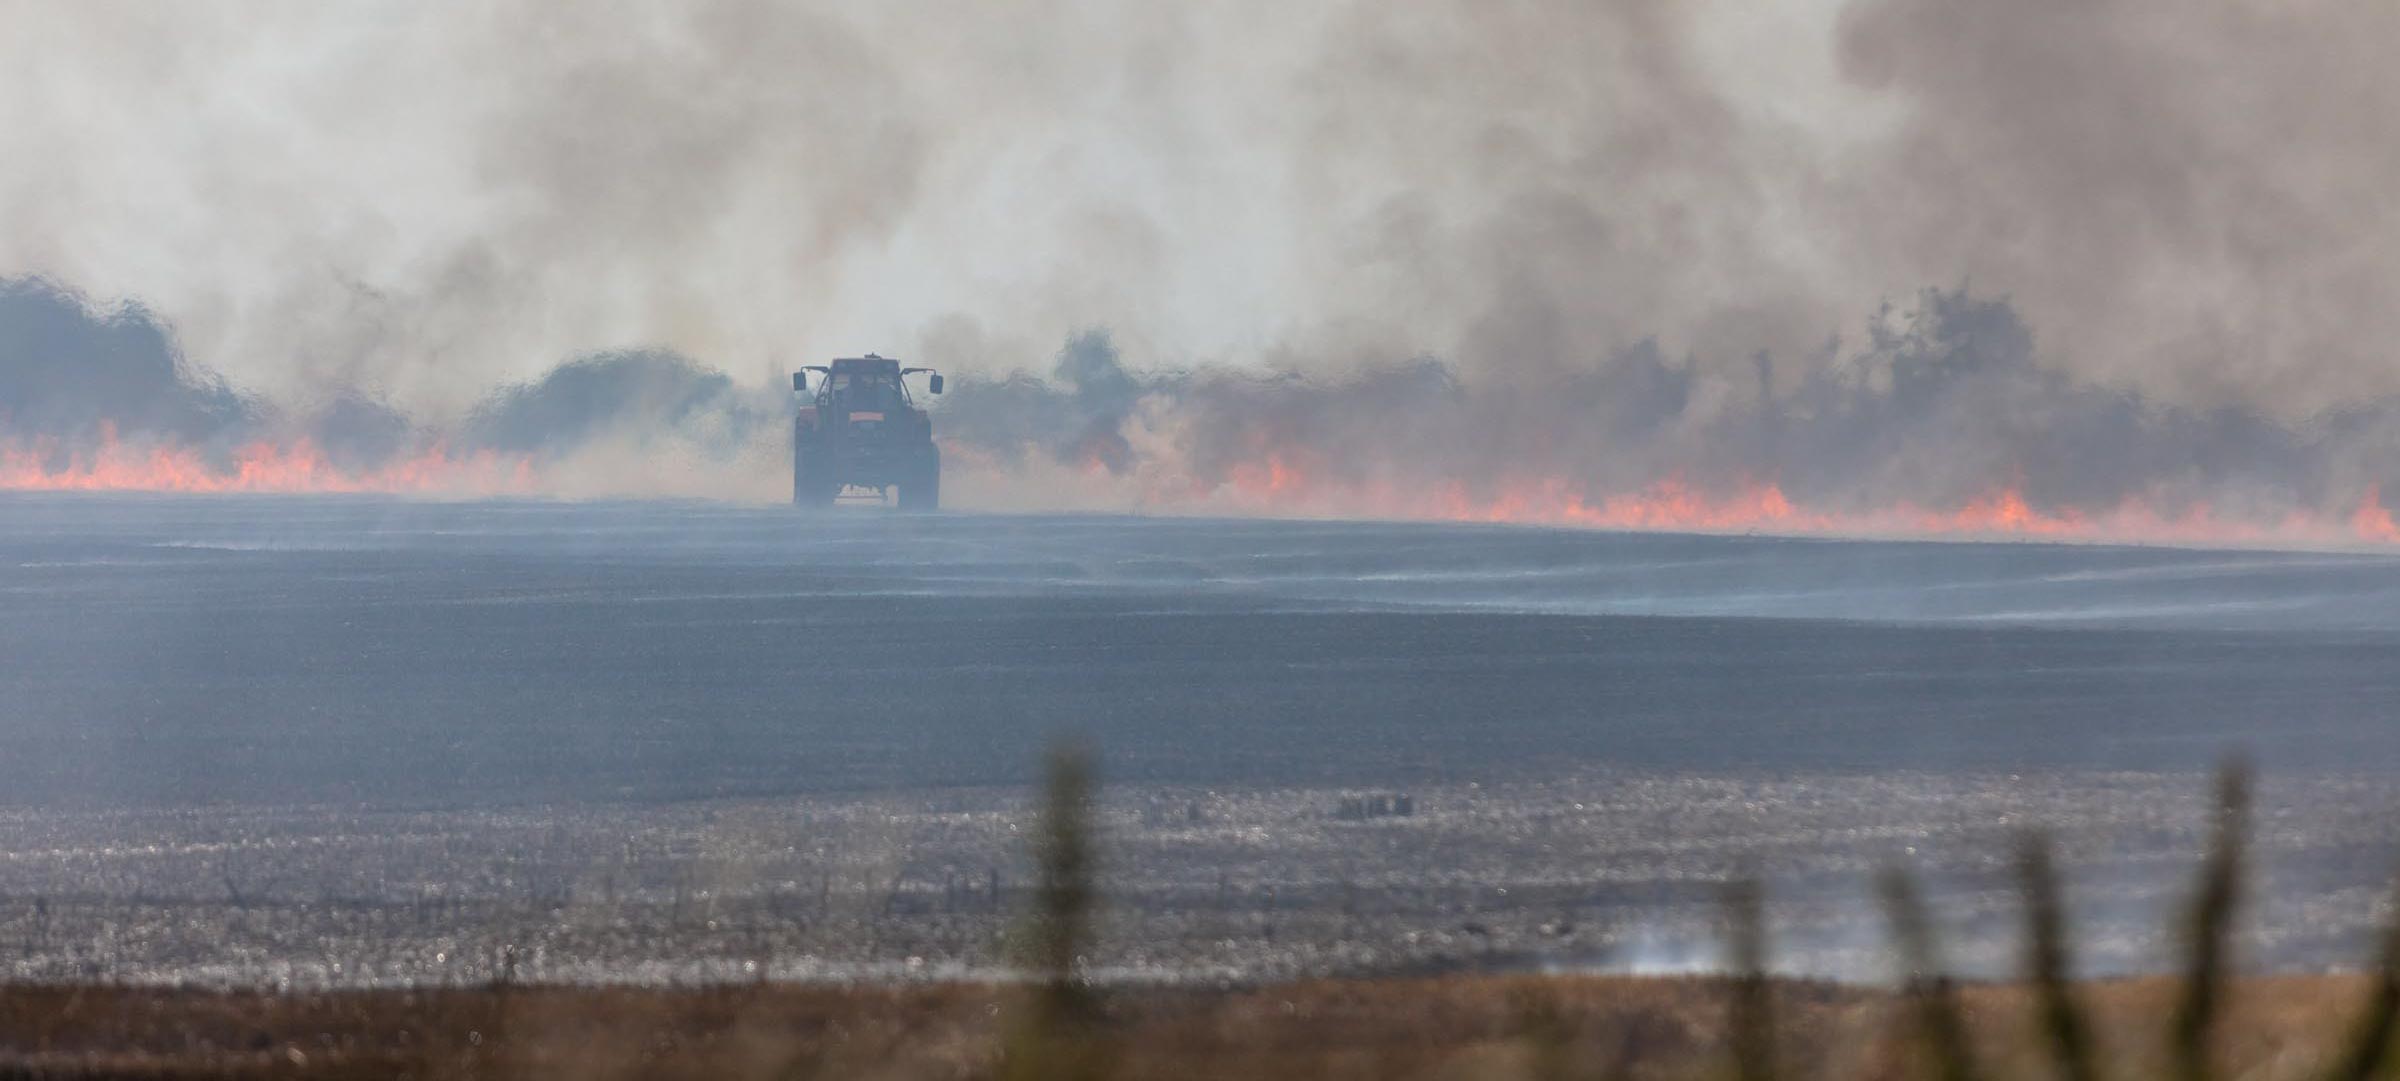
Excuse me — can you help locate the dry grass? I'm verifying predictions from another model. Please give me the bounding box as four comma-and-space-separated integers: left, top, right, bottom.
0, 972, 2390, 1080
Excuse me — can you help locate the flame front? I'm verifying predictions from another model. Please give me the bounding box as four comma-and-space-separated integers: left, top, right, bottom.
1, 429, 535, 496
1176, 451, 2400, 550
12, 421, 2400, 550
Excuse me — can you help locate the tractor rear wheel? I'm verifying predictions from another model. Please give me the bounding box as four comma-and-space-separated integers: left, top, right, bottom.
793, 445, 837, 509
898, 447, 940, 511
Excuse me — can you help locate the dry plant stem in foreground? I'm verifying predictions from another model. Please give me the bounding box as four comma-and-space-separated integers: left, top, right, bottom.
2172, 761, 2249, 1081
1511, 985, 1583, 1081
1879, 865, 1985, 1081
1000, 740, 1109, 1081
2322, 876, 2400, 1081
1724, 874, 1778, 1081
2017, 831, 2101, 1081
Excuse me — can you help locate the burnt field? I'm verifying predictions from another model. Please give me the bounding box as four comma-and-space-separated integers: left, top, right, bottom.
1, 768, 2399, 988
4, 494, 2400, 986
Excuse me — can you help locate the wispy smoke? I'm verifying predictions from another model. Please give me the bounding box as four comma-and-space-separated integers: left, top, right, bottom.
1831, 0, 2400, 412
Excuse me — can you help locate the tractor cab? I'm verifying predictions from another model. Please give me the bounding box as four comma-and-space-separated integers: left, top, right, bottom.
814, 358, 912, 414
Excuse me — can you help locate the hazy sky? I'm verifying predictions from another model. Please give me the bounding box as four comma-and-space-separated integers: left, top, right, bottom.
4, 0, 2395, 424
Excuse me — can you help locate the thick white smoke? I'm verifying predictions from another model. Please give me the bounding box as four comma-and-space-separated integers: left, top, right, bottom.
7, 1, 2400, 529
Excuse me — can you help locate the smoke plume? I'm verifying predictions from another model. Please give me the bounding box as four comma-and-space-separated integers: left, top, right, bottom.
5, 2, 2400, 542
941, 306, 2400, 530
0, 279, 248, 449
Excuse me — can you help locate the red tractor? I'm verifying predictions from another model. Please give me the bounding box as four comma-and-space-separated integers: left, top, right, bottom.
792, 355, 943, 510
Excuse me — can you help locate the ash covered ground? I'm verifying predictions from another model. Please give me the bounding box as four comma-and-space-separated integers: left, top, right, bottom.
4, 495, 2400, 986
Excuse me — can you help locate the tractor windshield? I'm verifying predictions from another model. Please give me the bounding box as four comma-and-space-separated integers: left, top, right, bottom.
821, 371, 907, 413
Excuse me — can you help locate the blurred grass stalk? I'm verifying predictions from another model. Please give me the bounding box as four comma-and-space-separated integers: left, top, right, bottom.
2172, 761, 2248, 1081
1513, 984, 1583, 1081
1879, 865, 1984, 1081
1725, 874, 1778, 1081
2323, 876, 2400, 1081
2017, 831, 2099, 1081
1000, 739, 1109, 1081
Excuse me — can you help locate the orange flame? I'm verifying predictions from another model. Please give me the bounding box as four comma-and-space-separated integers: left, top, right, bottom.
1176, 451, 2400, 549
2355, 486, 2400, 544
15, 422, 2399, 550
1, 428, 534, 496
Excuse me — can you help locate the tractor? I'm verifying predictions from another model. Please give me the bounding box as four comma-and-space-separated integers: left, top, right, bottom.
791, 355, 943, 510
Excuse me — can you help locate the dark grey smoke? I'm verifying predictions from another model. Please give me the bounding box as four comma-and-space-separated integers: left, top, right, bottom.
939, 289, 2400, 519
939, 330, 1153, 474
460, 350, 780, 461
302, 396, 419, 473
8, 268, 2397, 528
0, 278, 250, 448
0, 280, 778, 474
1774, 293, 2355, 512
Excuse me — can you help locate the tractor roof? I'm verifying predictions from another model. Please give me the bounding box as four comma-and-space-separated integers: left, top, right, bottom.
829, 355, 902, 373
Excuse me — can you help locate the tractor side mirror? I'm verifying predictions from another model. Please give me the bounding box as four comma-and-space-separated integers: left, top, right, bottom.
792, 372, 808, 393
929, 373, 944, 395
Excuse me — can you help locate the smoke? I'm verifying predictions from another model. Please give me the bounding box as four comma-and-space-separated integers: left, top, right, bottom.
9, 267, 2400, 541
461, 351, 780, 461
305, 395, 419, 474
5, 1, 2397, 409
0, 279, 250, 448
1831, 0, 2400, 413
0, 277, 783, 496
939, 330, 1151, 476
6, 2, 2400, 533
939, 299, 2400, 522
